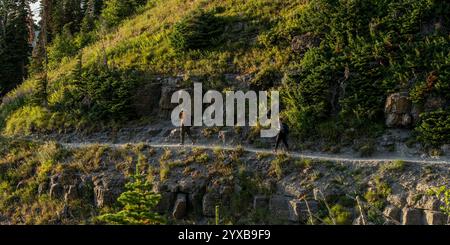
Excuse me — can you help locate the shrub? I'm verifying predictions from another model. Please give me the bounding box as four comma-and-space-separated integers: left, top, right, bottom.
251, 66, 282, 90
324, 204, 352, 225
428, 186, 450, 217
295, 158, 313, 169
282, 48, 332, 138
270, 153, 290, 179
316, 120, 342, 143
47, 26, 79, 69
74, 65, 139, 121
170, 9, 225, 52
195, 152, 210, 164
101, 0, 148, 28
4, 106, 50, 135
364, 178, 391, 211
381, 160, 405, 173
415, 110, 450, 147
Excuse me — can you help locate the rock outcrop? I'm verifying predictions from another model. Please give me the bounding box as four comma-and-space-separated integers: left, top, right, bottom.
172, 194, 187, 219
269, 195, 290, 221
385, 92, 413, 128
92, 173, 125, 208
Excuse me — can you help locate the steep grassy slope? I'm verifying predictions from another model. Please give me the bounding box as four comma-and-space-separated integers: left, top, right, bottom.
1, 0, 449, 148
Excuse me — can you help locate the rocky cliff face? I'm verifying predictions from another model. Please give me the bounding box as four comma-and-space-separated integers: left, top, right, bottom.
10, 141, 447, 225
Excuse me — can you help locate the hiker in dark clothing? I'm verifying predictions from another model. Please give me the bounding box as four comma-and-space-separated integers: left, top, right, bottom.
180, 110, 195, 145
275, 118, 289, 152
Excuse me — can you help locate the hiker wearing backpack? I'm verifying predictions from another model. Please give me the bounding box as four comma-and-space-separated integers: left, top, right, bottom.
180, 110, 196, 145
274, 117, 289, 152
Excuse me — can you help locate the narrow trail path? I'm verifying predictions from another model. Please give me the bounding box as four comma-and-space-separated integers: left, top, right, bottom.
60, 141, 450, 165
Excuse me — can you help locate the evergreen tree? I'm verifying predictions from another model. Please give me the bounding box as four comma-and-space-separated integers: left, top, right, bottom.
101, 0, 146, 28
170, 9, 225, 51
0, 0, 34, 96
97, 155, 165, 225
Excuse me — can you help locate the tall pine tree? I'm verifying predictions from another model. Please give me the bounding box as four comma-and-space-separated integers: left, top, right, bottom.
0, 0, 34, 96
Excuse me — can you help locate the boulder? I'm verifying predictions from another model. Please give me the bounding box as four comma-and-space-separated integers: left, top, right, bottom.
172, 194, 187, 219
179, 178, 195, 193
202, 192, 220, 217
92, 174, 125, 208
187, 192, 204, 216
387, 194, 407, 207
385, 93, 413, 128
157, 192, 176, 213
423, 198, 443, 211
269, 195, 290, 221
424, 211, 448, 225
406, 194, 442, 211
183, 178, 206, 215
288, 199, 318, 223
380, 135, 395, 148
253, 196, 269, 210
442, 144, 450, 154
401, 208, 423, 225
277, 179, 306, 197
383, 205, 401, 222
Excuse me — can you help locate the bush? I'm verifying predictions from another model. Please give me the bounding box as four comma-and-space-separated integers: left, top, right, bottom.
324, 204, 352, 225
0, 79, 38, 128
316, 120, 343, 143
62, 65, 139, 122
101, 0, 148, 28
270, 154, 290, 179
170, 9, 225, 52
47, 26, 79, 69
251, 66, 282, 90
364, 178, 391, 211
415, 110, 450, 147
381, 160, 406, 173
428, 186, 450, 217
4, 106, 50, 135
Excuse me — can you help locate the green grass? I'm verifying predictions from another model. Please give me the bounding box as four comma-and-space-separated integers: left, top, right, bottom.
380, 160, 406, 173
